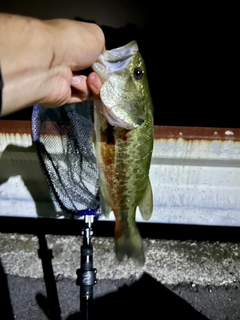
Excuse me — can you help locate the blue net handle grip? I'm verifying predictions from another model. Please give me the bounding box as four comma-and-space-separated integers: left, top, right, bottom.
75, 209, 101, 217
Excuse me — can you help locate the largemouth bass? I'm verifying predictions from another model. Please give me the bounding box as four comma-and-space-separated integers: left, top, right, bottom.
92, 41, 154, 264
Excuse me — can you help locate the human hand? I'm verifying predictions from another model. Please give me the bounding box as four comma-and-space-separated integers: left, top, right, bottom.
0, 14, 105, 116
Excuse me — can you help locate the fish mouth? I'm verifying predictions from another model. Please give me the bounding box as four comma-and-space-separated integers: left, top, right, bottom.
101, 103, 139, 130
93, 41, 142, 130
92, 56, 133, 82
92, 41, 139, 80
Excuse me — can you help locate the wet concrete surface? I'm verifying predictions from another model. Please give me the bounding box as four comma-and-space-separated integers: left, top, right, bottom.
1, 232, 240, 319
1, 272, 240, 319
2, 233, 240, 286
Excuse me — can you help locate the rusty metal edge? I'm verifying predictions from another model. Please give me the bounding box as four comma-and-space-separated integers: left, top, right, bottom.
154, 126, 240, 141
0, 120, 32, 134
1, 120, 240, 141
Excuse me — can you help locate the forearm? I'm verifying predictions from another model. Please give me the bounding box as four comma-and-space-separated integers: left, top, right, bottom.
0, 14, 53, 116
0, 14, 105, 117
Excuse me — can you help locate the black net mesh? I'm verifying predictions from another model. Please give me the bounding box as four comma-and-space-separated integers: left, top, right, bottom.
32, 102, 99, 217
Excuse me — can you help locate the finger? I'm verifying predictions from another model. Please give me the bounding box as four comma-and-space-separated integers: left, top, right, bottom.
71, 75, 92, 100
67, 91, 83, 104
87, 72, 103, 99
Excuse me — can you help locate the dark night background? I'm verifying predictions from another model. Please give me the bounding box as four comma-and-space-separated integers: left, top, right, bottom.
0, 1, 237, 127
0, 3, 239, 319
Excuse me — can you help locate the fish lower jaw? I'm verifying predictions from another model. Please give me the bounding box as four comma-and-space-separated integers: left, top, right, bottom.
102, 107, 138, 130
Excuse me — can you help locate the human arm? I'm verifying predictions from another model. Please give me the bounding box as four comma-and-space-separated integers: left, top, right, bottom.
0, 14, 104, 116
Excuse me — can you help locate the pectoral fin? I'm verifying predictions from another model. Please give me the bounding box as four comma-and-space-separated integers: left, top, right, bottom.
138, 178, 153, 221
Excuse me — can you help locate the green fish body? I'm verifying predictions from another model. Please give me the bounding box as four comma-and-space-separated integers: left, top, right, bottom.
92, 41, 154, 264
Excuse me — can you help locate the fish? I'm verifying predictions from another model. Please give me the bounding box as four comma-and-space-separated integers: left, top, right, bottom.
92, 41, 154, 264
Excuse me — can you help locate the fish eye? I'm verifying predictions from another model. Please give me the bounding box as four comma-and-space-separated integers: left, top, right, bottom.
133, 67, 144, 80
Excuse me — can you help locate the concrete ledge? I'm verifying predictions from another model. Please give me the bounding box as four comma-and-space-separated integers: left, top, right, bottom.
1, 121, 240, 226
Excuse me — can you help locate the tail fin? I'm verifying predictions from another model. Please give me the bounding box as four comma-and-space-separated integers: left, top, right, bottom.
114, 227, 145, 265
